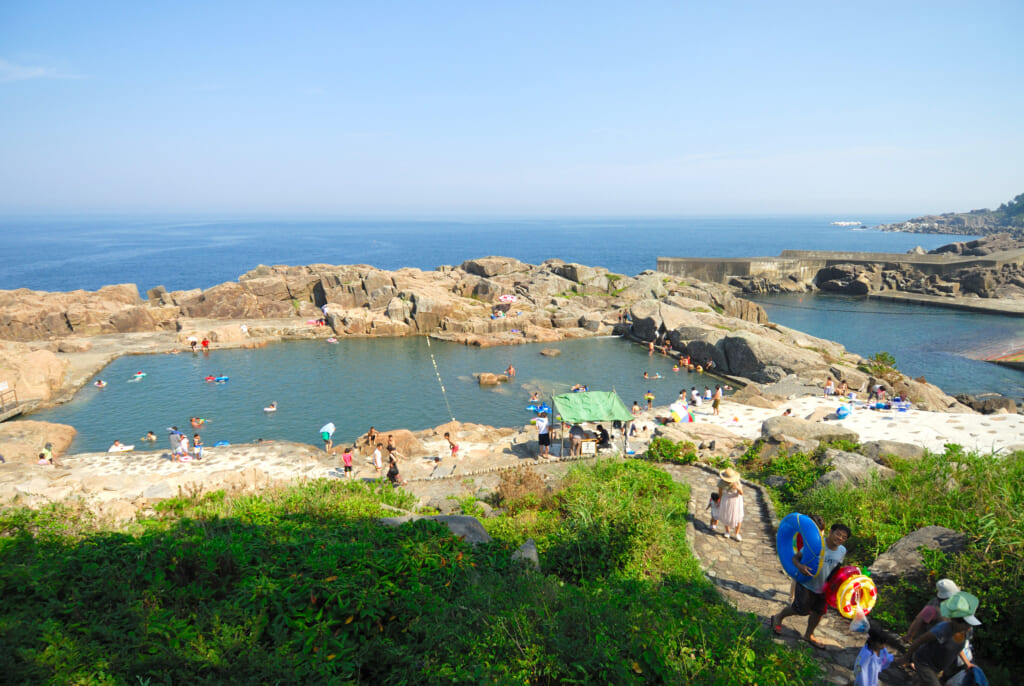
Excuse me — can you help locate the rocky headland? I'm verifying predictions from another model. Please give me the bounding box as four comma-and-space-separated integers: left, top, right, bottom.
874, 191, 1024, 239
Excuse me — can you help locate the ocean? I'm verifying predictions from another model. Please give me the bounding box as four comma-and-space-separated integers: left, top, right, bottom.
0, 215, 958, 293
5, 215, 1022, 451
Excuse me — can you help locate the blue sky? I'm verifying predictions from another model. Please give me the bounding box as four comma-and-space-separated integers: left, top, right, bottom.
1, 1, 1021, 217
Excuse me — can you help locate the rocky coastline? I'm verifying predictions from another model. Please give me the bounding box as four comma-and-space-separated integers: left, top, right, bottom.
1, 254, 1012, 522
728, 233, 1024, 301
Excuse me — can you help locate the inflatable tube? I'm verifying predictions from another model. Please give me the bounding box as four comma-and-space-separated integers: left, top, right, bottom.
108, 444, 134, 453
825, 565, 861, 608
836, 574, 877, 618
326, 337, 338, 343
776, 512, 824, 582
215, 376, 229, 382
214, 440, 230, 447
94, 381, 107, 387
526, 405, 538, 412
205, 376, 216, 382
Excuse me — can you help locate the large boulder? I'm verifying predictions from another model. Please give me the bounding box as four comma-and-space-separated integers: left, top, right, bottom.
0, 420, 76, 464
0, 342, 69, 404
868, 526, 968, 585
811, 448, 896, 490
378, 514, 493, 544
460, 257, 525, 278
722, 331, 826, 383
860, 440, 927, 462
761, 415, 860, 444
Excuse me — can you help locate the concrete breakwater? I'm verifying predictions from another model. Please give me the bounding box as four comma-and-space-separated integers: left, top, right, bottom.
657, 247, 1024, 284
658, 241, 1024, 313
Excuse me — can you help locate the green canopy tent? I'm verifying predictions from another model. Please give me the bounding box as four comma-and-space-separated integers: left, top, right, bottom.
552, 391, 635, 455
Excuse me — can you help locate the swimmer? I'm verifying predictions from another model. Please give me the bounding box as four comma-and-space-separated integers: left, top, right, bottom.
263, 402, 278, 413
142, 431, 157, 442
190, 416, 206, 428
205, 375, 216, 382
530, 392, 540, 402
94, 380, 107, 387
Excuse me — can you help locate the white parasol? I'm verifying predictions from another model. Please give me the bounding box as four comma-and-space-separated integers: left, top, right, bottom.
498, 294, 517, 303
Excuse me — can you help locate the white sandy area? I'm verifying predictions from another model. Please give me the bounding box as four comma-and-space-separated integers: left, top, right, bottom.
675, 395, 1024, 455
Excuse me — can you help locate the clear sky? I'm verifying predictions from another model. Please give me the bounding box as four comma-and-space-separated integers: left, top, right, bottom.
1, 1, 1021, 217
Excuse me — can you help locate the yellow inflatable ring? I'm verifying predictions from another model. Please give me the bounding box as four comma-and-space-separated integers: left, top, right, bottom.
836, 574, 877, 619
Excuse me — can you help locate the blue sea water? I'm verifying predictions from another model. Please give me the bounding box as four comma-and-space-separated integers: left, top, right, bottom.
6, 215, 1022, 451
0, 215, 955, 293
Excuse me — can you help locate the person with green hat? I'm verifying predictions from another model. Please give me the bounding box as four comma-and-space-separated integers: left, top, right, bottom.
895, 590, 981, 685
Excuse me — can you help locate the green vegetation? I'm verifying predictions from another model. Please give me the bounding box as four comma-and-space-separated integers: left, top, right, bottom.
0, 461, 821, 684
640, 437, 697, 465
861, 350, 900, 384
992, 192, 1024, 227
739, 443, 1024, 684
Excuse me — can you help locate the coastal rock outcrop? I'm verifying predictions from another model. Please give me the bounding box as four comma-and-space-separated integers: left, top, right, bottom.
0, 342, 69, 405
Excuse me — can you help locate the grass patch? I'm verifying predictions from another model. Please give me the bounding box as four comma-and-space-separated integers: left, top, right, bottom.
0, 462, 822, 685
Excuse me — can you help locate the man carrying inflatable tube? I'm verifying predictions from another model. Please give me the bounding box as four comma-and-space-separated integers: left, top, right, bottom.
770, 522, 851, 649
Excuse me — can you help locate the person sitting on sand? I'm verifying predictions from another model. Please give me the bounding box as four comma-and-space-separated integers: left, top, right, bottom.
596, 425, 611, 450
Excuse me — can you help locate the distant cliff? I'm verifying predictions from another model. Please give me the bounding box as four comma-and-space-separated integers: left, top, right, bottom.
876, 192, 1024, 239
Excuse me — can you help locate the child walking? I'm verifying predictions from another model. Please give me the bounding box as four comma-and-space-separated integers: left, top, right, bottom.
852, 626, 894, 686
706, 492, 721, 532
717, 468, 745, 541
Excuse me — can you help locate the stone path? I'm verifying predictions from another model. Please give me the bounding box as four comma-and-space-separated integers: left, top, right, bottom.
661, 463, 914, 686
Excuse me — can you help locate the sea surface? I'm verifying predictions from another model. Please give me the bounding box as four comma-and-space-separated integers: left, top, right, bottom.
0, 215, 958, 293
6, 215, 1022, 451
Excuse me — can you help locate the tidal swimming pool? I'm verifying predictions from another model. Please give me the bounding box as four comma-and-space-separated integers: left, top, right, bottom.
30, 337, 705, 453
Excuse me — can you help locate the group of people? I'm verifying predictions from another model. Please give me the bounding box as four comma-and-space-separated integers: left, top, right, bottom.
186, 335, 210, 353
755, 511, 986, 686
566, 422, 611, 456
168, 426, 203, 462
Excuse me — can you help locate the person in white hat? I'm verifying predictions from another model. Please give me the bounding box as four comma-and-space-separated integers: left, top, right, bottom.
716, 468, 745, 541
895, 591, 981, 685
904, 578, 960, 644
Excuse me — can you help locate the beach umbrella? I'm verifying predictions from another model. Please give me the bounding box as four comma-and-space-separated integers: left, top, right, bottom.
669, 402, 694, 423
498, 294, 517, 303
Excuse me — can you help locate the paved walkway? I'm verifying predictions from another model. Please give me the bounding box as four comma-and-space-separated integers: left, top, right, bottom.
662, 463, 914, 686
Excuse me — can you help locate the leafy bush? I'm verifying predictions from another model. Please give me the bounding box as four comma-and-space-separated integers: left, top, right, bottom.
864, 350, 901, 384
643, 436, 697, 465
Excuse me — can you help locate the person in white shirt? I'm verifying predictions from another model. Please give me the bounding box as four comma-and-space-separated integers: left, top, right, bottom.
770, 523, 851, 648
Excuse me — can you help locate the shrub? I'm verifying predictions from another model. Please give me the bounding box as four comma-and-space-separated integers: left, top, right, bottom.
643, 437, 697, 465
496, 465, 549, 513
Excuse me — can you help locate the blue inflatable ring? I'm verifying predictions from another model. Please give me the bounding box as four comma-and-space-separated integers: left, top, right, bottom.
777, 512, 824, 583
214, 440, 230, 447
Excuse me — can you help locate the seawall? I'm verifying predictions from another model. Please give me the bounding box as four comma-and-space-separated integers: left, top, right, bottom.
657, 247, 1024, 283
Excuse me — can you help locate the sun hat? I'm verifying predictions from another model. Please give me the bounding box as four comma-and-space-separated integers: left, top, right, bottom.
940, 591, 981, 626
935, 578, 960, 600
719, 468, 741, 483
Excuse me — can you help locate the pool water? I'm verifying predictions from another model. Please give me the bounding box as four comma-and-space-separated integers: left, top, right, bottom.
30, 337, 709, 453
